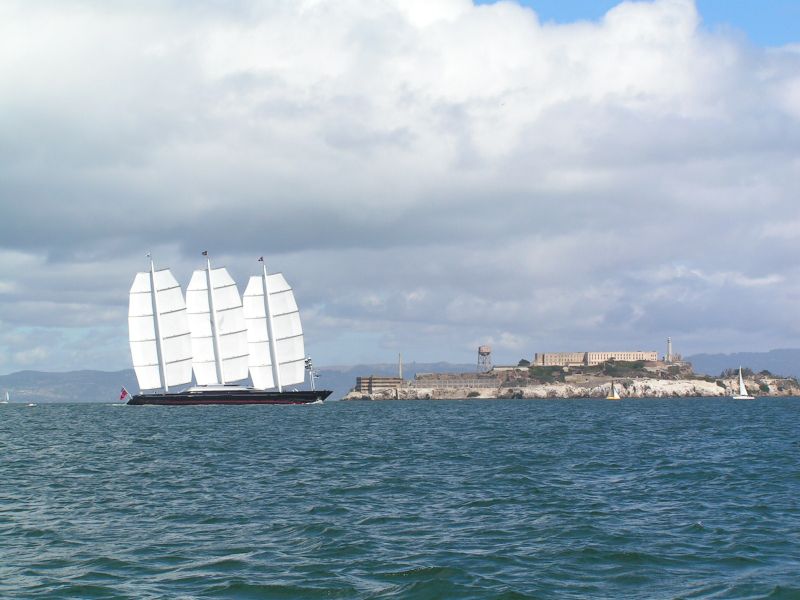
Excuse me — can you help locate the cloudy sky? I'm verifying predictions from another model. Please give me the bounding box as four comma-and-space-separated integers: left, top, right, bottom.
1, 0, 799, 374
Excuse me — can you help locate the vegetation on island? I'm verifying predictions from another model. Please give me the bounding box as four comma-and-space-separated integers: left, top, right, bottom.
526, 366, 565, 383
519, 359, 684, 384
720, 367, 754, 378
511, 359, 800, 389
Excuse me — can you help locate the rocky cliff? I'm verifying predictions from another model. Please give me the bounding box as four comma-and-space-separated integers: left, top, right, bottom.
343, 375, 799, 400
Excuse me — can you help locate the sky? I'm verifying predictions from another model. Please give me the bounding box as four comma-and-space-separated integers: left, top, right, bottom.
1, 0, 799, 374
478, 0, 800, 47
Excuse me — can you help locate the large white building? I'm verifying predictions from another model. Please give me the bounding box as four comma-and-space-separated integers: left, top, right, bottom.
533, 351, 658, 367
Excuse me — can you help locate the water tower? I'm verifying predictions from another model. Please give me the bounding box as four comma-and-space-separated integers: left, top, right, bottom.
477, 345, 492, 372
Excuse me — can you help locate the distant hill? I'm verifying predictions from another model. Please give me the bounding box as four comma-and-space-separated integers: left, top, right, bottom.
0, 362, 476, 403
0, 369, 138, 404
687, 349, 800, 379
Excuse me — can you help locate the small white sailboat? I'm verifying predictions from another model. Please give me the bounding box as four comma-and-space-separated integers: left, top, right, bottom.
0, 391, 8, 404
606, 380, 621, 400
732, 366, 754, 400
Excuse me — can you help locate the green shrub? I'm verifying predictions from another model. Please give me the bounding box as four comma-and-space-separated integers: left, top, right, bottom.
467, 391, 480, 398
721, 367, 753, 378
528, 366, 563, 383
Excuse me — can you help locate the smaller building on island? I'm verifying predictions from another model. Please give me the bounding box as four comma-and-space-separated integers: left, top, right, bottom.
355, 376, 405, 394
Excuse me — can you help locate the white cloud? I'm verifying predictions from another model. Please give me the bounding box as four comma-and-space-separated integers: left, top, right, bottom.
0, 0, 799, 372
12, 346, 50, 367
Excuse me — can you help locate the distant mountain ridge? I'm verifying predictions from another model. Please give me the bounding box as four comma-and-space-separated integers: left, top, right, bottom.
3, 352, 797, 403
0, 369, 139, 404
686, 349, 800, 379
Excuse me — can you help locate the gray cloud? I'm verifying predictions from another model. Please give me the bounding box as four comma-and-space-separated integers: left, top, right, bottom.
1, 0, 799, 373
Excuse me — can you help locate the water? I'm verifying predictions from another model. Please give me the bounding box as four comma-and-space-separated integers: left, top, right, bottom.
1, 398, 799, 599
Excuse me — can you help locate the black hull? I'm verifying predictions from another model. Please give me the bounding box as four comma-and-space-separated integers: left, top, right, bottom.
128, 389, 332, 406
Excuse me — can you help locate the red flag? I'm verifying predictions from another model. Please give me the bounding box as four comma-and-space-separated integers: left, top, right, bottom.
120, 387, 129, 401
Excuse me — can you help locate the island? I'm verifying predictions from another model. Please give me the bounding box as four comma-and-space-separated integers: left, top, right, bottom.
343, 360, 800, 400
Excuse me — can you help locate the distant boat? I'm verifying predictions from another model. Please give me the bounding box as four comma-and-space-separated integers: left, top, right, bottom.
0, 391, 8, 404
732, 366, 754, 400
606, 380, 621, 400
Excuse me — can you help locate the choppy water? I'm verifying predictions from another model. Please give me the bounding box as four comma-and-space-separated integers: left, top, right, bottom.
1, 398, 800, 599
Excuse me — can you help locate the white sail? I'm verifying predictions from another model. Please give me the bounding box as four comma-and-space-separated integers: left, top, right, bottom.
243, 271, 306, 389
738, 367, 747, 396
186, 265, 249, 385
128, 267, 193, 391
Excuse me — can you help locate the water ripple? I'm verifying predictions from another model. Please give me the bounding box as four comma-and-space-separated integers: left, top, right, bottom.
1, 398, 800, 598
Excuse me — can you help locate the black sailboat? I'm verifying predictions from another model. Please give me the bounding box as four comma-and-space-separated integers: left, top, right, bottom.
127, 387, 330, 405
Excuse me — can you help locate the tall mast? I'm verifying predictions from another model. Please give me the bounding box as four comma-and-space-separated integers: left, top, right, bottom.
205, 252, 225, 384
148, 254, 169, 392
260, 257, 282, 392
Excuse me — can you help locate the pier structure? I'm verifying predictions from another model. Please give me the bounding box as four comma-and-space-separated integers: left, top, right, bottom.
355, 376, 405, 394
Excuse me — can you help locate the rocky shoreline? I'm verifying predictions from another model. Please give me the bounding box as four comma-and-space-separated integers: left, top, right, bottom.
343, 376, 800, 401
